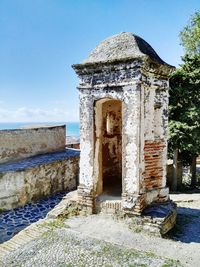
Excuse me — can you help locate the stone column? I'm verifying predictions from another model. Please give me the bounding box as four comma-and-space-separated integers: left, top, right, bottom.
121, 85, 144, 213
77, 89, 95, 213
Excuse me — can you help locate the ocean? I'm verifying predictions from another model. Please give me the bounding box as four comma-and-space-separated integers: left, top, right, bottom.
0, 122, 80, 137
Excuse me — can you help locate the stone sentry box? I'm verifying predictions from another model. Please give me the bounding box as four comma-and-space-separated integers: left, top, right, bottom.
73, 32, 176, 233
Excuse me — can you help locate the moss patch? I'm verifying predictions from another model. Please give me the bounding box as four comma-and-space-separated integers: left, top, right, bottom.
40, 218, 69, 230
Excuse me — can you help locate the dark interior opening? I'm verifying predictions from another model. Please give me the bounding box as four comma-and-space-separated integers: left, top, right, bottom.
102, 99, 122, 196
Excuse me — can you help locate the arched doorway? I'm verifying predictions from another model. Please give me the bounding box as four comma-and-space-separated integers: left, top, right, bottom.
94, 98, 122, 197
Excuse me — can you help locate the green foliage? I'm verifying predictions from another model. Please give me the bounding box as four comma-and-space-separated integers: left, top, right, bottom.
0, 208, 4, 214
169, 54, 200, 164
162, 259, 182, 267
180, 11, 200, 55
41, 218, 69, 229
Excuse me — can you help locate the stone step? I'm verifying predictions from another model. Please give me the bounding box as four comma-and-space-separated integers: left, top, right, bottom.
96, 200, 122, 214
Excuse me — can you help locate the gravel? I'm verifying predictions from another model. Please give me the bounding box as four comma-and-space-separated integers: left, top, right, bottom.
1, 193, 200, 267
0, 228, 180, 267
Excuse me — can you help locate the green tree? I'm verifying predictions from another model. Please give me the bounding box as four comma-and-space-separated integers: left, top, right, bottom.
168, 11, 200, 189
180, 11, 200, 55
169, 54, 200, 187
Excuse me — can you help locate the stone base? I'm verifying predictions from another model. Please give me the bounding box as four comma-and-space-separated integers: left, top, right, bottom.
95, 195, 176, 236
122, 193, 145, 215
48, 190, 176, 236
47, 190, 92, 219
77, 185, 94, 215
95, 197, 122, 214
127, 201, 177, 236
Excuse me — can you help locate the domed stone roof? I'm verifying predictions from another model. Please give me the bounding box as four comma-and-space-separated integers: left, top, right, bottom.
82, 32, 169, 66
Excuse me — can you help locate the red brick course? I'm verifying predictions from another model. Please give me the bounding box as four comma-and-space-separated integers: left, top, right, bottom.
143, 140, 165, 190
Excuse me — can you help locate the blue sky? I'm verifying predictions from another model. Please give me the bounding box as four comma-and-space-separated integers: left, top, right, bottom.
0, 0, 199, 122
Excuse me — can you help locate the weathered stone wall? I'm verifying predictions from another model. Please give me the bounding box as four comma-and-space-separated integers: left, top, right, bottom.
75, 60, 143, 200
74, 58, 171, 213
141, 71, 169, 205
0, 125, 66, 164
0, 150, 79, 210
73, 30, 174, 216
72, 32, 176, 234
78, 85, 141, 195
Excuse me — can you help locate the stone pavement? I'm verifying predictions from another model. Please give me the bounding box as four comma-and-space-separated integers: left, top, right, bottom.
0, 192, 66, 243
0, 218, 181, 267
0, 193, 199, 266
0, 210, 197, 266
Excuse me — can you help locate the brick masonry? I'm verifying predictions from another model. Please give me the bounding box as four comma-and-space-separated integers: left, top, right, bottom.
143, 140, 166, 190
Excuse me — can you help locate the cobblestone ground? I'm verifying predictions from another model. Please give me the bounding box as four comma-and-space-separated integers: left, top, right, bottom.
0, 148, 80, 244
0, 227, 181, 267
0, 192, 66, 243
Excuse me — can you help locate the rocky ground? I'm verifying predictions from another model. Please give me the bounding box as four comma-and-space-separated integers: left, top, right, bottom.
0, 192, 199, 267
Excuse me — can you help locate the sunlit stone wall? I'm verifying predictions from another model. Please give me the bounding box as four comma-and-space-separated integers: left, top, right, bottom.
0, 125, 66, 164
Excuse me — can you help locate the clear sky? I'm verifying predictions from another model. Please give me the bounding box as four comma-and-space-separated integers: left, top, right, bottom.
0, 0, 199, 122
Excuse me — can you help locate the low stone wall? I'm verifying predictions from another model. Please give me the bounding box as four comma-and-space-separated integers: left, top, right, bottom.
0, 149, 80, 210
0, 125, 66, 164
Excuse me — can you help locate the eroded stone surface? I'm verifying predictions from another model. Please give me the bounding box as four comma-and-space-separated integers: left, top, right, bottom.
82, 32, 172, 66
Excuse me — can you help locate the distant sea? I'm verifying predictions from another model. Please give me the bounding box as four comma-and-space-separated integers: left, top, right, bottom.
0, 122, 80, 137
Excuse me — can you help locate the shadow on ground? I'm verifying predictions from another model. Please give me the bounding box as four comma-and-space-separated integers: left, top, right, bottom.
166, 206, 200, 243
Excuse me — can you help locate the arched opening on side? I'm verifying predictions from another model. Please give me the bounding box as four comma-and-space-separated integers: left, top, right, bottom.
94, 98, 122, 197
